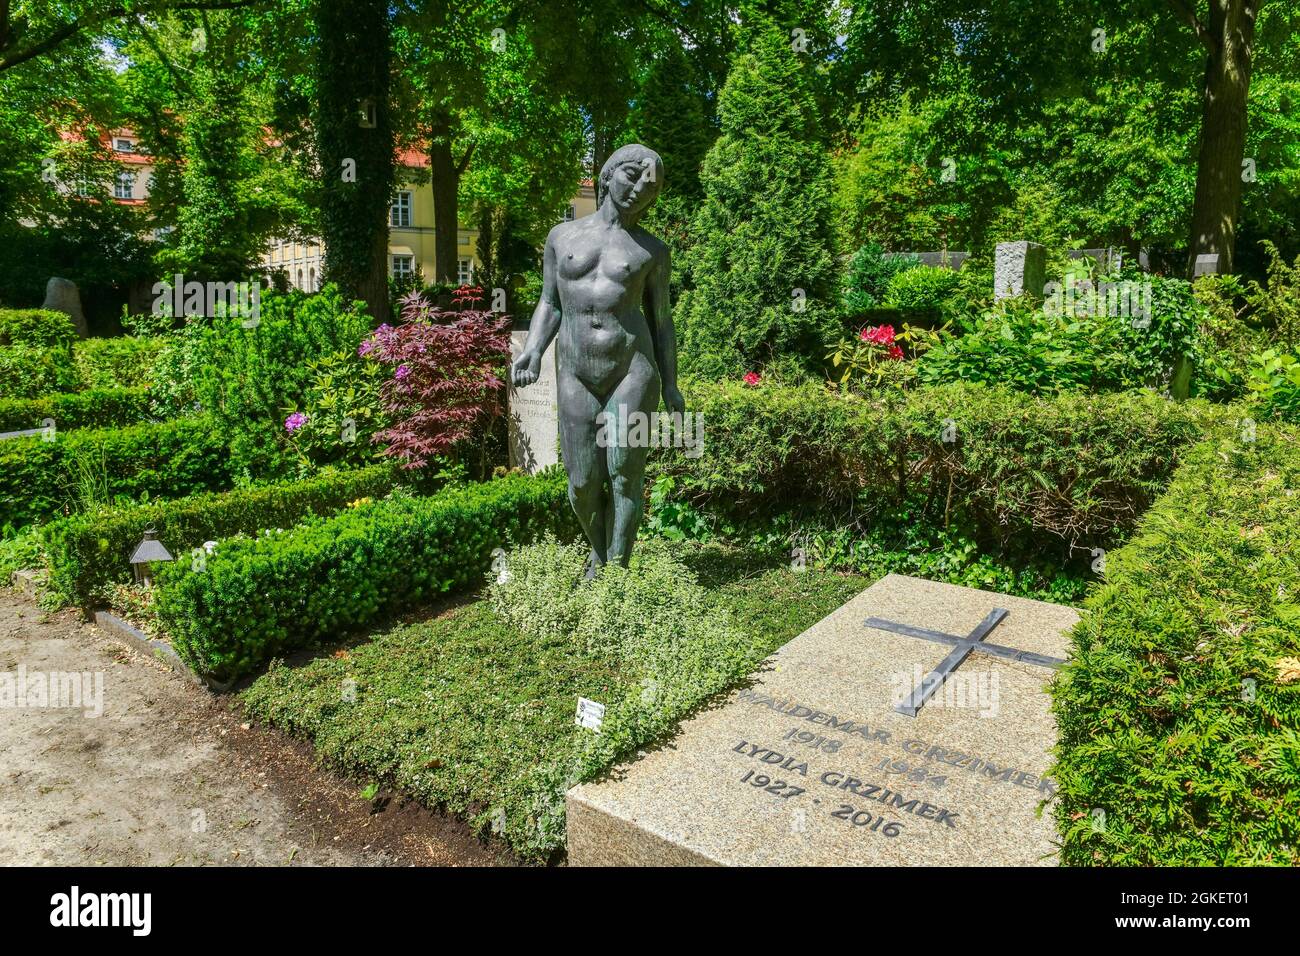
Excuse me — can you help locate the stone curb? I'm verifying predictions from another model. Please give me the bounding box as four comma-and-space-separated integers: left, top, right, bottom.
92, 610, 235, 693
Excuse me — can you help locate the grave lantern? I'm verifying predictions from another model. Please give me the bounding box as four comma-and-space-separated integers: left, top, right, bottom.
129, 528, 174, 587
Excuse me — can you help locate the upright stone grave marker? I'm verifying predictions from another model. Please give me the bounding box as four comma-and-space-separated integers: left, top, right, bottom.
993, 241, 1047, 302
1193, 253, 1222, 277
566, 574, 1079, 866
507, 323, 559, 473
43, 277, 88, 337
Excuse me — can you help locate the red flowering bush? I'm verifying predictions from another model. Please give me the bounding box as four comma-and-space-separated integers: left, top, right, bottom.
361, 286, 511, 468
827, 323, 918, 390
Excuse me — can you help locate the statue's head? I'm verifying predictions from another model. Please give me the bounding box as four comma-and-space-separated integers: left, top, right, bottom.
598, 143, 663, 221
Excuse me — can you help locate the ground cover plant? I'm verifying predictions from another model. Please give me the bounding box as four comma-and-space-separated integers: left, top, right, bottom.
241, 539, 871, 861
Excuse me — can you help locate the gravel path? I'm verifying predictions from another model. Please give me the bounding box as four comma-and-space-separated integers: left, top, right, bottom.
0, 589, 507, 867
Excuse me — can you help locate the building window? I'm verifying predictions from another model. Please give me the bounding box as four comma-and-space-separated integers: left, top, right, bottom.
390, 191, 412, 228
113, 138, 134, 152
309, 267, 317, 291
391, 255, 415, 279
563, 203, 576, 221
113, 171, 135, 200
457, 258, 474, 285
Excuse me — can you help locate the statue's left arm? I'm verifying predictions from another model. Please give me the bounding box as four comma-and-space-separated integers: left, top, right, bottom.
647, 246, 685, 415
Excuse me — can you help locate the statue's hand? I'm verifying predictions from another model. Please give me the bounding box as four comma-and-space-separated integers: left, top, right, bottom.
663, 383, 686, 416
511, 351, 540, 388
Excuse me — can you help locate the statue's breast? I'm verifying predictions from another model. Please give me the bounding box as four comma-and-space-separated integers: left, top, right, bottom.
556, 228, 602, 280
555, 227, 654, 287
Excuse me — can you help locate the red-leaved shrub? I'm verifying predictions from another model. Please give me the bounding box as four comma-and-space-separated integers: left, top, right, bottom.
360, 286, 511, 467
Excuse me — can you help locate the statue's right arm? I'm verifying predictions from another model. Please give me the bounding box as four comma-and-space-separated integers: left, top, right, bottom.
511, 232, 560, 388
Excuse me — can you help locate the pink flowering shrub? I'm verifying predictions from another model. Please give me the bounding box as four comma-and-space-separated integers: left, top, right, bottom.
827, 322, 922, 391
360, 286, 511, 468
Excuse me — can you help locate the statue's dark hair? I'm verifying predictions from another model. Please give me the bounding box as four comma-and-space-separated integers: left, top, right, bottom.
597, 143, 664, 207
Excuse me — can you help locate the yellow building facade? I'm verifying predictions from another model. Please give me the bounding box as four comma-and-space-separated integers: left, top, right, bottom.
263, 154, 597, 292
94, 130, 598, 293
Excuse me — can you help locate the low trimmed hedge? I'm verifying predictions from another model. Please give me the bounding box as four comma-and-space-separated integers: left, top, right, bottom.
0, 309, 77, 346
155, 470, 576, 681
1052, 426, 1300, 865
0, 417, 231, 528
43, 463, 408, 608
0, 343, 79, 398
0, 387, 151, 433
72, 336, 165, 390
653, 380, 1225, 546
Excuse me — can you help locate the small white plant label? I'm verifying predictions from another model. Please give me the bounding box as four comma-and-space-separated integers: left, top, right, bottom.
575, 697, 605, 732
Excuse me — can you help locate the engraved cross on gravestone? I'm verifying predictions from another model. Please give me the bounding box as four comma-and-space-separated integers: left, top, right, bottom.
864, 608, 1067, 717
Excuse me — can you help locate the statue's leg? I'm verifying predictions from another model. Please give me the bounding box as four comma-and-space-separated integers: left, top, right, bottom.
604, 352, 661, 567
557, 369, 609, 569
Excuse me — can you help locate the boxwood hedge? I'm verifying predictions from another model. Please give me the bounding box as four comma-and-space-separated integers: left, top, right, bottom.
0, 417, 231, 528
42, 463, 409, 608
0, 343, 79, 398
1052, 425, 1300, 865
654, 380, 1225, 546
0, 309, 77, 347
0, 387, 151, 433
155, 470, 577, 681
72, 336, 166, 390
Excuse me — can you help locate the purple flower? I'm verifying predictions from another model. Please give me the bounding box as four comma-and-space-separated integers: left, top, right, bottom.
358, 339, 374, 357
285, 412, 308, 432
394, 364, 411, 380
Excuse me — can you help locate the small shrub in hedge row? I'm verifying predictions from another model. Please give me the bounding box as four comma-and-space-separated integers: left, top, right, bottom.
1052, 426, 1300, 865
0, 309, 77, 346
0, 343, 80, 398
652, 379, 1225, 547
0, 417, 231, 528
155, 470, 577, 681
0, 387, 151, 433
42, 463, 408, 608
72, 336, 165, 390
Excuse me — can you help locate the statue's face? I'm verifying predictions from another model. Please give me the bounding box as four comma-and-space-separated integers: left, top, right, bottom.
606, 158, 661, 217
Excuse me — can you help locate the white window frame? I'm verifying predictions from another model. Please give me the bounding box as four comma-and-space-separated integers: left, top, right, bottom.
391, 254, 415, 279
113, 138, 134, 152
457, 258, 474, 285
390, 190, 413, 228
113, 171, 135, 200
563, 203, 576, 222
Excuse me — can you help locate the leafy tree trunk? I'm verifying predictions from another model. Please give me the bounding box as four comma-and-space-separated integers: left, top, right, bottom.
314, 0, 394, 324
1185, 0, 1260, 276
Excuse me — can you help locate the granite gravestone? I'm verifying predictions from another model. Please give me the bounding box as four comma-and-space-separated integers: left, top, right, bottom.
993, 241, 1047, 302
566, 575, 1079, 866
507, 327, 559, 473
42, 277, 88, 337
1193, 253, 1222, 277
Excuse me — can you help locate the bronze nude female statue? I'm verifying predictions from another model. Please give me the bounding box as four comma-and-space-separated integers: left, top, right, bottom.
510, 143, 685, 571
